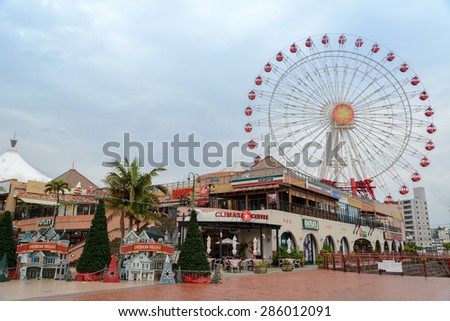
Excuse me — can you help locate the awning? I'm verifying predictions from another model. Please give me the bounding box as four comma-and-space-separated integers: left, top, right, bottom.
19, 197, 57, 206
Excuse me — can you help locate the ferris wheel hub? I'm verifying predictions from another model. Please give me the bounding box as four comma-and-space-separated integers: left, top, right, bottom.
332, 103, 355, 125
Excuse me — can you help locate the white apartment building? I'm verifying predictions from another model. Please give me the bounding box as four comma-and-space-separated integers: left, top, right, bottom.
431, 227, 450, 254
399, 187, 432, 251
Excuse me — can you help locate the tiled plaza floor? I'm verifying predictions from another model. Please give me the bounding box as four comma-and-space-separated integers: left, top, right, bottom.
1, 266, 449, 301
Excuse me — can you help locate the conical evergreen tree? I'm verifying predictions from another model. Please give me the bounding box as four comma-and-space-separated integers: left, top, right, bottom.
0, 254, 9, 282
63, 268, 73, 282
177, 210, 210, 275
0, 211, 17, 268
76, 199, 111, 272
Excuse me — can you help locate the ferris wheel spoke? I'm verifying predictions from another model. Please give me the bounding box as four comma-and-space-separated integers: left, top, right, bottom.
262, 73, 331, 109
354, 120, 408, 146
352, 123, 406, 157
347, 67, 403, 106
269, 89, 328, 112
349, 130, 400, 180
290, 54, 341, 105
278, 125, 330, 164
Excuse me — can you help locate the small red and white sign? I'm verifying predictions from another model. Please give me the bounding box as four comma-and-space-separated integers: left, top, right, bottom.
242, 210, 252, 222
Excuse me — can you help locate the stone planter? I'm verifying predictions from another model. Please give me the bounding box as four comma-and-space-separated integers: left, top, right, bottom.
254, 266, 268, 274
281, 265, 293, 272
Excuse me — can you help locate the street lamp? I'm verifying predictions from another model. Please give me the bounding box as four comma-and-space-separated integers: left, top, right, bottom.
207, 183, 215, 207
187, 172, 199, 207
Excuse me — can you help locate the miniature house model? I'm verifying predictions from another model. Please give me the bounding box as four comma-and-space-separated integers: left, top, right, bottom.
120, 228, 174, 281
16, 227, 69, 280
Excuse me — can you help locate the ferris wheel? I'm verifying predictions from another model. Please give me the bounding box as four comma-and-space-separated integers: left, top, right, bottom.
244, 33, 436, 202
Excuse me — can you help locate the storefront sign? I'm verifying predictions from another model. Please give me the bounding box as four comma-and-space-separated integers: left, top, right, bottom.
121, 242, 174, 255
172, 188, 193, 198
214, 210, 269, 221
303, 219, 319, 230
384, 231, 403, 241
37, 219, 53, 226
306, 180, 333, 196
195, 209, 270, 223
306, 181, 343, 201
230, 174, 284, 188
16, 242, 69, 254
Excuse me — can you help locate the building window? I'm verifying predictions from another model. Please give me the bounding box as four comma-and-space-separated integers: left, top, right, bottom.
44, 257, 55, 264
31, 256, 39, 263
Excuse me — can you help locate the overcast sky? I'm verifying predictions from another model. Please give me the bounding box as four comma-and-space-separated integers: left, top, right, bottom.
1, 0, 449, 227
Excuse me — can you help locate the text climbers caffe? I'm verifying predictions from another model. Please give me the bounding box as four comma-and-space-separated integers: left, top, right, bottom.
177, 208, 281, 259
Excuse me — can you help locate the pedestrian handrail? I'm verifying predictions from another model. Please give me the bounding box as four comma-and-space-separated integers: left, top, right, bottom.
321, 253, 450, 278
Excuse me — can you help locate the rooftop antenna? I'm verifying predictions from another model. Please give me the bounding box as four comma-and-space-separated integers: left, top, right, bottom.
10, 132, 17, 148
72, 161, 75, 169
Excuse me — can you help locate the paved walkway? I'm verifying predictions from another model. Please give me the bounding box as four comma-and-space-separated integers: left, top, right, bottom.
1, 266, 449, 301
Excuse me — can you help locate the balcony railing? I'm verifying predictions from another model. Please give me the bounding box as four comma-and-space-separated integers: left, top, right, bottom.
202, 197, 401, 233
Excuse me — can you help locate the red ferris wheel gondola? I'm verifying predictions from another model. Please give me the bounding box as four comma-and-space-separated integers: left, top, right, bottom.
264, 63, 272, 72
305, 37, 313, 47
384, 195, 394, 204
248, 139, 256, 149
425, 140, 435, 151
420, 157, 430, 167
245, 106, 252, 116
427, 123, 436, 134
355, 37, 364, 47
245, 123, 252, 133
420, 91, 429, 101
411, 172, 421, 182
248, 90, 256, 100
399, 185, 409, 195
338, 34, 346, 44
411, 76, 420, 86
290, 43, 297, 53
322, 34, 329, 45
400, 63, 409, 72
371, 43, 380, 53
387, 52, 395, 61
424, 107, 434, 117
255, 75, 262, 86
276, 52, 284, 62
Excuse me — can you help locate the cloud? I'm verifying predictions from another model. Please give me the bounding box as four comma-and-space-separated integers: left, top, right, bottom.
0, 0, 449, 226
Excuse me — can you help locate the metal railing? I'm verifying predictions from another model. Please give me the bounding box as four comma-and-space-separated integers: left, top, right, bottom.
321, 253, 450, 278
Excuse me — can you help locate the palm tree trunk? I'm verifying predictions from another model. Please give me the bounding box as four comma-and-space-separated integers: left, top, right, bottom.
120, 212, 125, 246
52, 192, 60, 227
128, 215, 133, 233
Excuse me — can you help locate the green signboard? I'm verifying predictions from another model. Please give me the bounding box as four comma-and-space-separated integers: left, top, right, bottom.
303, 219, 319, 231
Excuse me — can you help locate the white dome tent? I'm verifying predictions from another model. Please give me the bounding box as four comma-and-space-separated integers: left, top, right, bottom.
0, 136, 50, 182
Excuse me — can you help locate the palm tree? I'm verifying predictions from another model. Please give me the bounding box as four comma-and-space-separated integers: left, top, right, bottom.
44, 179, 69, 226
103, 158, 167, 244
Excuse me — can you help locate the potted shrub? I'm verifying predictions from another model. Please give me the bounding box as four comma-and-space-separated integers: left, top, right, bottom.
281, 259, 293, 272
253, 260, 268, 274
